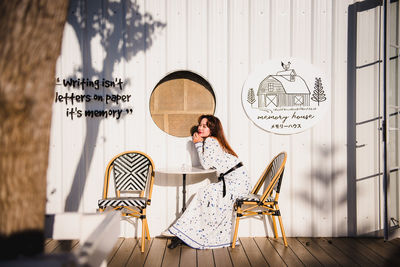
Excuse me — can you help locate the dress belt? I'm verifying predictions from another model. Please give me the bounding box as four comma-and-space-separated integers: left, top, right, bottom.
218, 162, 243, 197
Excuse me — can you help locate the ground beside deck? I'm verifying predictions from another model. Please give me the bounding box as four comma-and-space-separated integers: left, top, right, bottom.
45, 237, 400, 266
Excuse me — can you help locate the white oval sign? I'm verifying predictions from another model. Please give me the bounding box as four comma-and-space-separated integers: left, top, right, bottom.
242, 59, 330, 134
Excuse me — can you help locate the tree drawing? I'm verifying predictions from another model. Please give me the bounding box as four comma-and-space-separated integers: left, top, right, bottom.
247, 88, 256, 107
311, 77, 326, 105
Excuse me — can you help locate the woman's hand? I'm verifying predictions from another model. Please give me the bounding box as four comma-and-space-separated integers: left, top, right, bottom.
192, 132, 204, 143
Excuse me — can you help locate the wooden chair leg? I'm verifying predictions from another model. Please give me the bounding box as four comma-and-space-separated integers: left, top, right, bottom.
271, 215, 278, 239
275, 205, 287, 247
141, 218, 145, 253
232, 208, 241, 248
145, 218, 150, 240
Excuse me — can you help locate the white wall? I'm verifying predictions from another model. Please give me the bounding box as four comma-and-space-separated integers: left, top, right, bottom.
46, 0, 382, 238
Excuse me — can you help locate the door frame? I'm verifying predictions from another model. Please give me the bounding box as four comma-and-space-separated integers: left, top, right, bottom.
347, 0, 400, 240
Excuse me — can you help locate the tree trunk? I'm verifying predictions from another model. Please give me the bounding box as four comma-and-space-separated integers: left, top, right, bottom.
0, 0, 69, 259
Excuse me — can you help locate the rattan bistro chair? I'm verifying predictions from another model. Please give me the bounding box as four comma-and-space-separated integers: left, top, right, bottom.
98, 151, 155, 253
232, 152, 288, 248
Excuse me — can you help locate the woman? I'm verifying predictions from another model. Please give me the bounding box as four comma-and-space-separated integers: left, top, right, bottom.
167, 114, 251, 249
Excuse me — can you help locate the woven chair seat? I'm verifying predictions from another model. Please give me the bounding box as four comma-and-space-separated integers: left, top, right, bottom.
98, 197, 147, 209
237, 194, 274, 203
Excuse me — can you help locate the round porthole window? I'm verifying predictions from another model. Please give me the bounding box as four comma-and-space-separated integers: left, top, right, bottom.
149, 71, 216, 137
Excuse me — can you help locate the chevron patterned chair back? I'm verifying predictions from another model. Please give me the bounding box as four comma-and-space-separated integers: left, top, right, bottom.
98, 151, 155, 253
232, 152, 288, 248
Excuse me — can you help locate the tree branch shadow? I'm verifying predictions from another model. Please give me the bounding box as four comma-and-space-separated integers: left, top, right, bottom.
64, 0, 166, 211
295, 145, 347, 236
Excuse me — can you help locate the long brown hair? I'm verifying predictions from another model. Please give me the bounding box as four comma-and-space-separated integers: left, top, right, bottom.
198, 114, 238, 157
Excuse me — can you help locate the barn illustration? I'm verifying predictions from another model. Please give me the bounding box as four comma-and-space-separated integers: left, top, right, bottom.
257, 67, 311, 108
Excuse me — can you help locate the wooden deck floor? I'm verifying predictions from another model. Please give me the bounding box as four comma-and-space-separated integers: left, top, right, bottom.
45, 237, 400, 266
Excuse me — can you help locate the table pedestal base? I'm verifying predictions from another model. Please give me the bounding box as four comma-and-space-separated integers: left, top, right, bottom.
182, 174, 186, 212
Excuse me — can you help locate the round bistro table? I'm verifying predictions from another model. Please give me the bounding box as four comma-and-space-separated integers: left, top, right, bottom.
156, 166, 216, 212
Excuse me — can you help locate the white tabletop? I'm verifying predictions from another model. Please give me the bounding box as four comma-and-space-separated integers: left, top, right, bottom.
156, 166, 216, 175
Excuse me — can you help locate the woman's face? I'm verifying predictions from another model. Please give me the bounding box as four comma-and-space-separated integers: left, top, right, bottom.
198, 118, 211, 138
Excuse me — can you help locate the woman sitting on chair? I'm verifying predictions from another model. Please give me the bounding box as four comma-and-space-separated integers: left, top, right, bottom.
167, 114, 251, 249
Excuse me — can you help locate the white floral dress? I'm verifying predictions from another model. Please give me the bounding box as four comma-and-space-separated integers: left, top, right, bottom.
168, 137, 251, 249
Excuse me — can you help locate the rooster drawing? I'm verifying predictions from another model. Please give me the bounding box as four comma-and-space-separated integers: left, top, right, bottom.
281, 61, 291, 71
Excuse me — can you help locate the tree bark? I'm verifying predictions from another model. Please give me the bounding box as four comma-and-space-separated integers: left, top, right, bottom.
0, 0, 69, 259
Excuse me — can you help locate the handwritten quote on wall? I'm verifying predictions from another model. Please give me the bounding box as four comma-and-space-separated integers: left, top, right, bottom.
55, 77, 133, 120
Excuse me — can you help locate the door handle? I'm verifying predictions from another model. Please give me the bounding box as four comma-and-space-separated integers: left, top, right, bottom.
356, 141, 366, 148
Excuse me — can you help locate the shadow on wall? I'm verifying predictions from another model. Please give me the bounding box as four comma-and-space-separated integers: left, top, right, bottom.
64, 0, 166, 212
295, 146, 347, 236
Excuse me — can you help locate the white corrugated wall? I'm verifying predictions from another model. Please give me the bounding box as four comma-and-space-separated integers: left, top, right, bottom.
46, 0, 382, 238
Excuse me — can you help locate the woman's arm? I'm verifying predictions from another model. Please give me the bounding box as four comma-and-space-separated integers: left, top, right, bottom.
194, 137, 221, 170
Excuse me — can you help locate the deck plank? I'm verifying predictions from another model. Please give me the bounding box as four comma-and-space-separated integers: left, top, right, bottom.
125, 238, 153, 266
227, 240, 251, 267
269, 238, 303, 266
144, 238, 167, 267
44, 239, 61, 254
389, 238, 400, 248
42, 237, 400, 266
213, 247, 233, 267
296, 237, 339, 266
106, 237, 124, 263
253, 237, 286, 266
327, 238, 381, 266
180, 244, 197, 267
162, 241, 181, 267
197, 249, 214, 267
240, 237, 268, 266
313, 238, 358, 266
70, 240, 81, 252
287, 238, 322, 266
108, 238, 138, 267
356, 238, 400, 266
52, 240, 79, 253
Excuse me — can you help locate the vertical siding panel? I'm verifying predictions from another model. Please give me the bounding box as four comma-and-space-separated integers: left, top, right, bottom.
124, 0, 146, 152
61, 0, 88, 212
145, 0, 169, 237
79, 0, 106, 214
270, 0, 293, 236
47, 50, 65, 214
228, 0, 250, 236
145, 0, 168, 170
164, 0, 188, 173
48, 10, 86, 212
166, 0, 187, 71
248, 0, 273, 237
270, 0, 291, 57
208, 0, 228, 122
311, 0, 333, 236
101, 0, 125, 224
102, 0, 126, 157
187, 0, 208, 75
332, 0, 355, 237
291, 0, 313, 237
